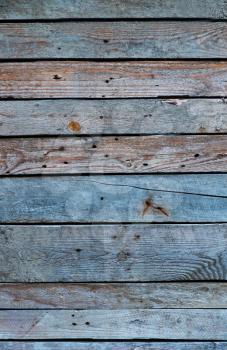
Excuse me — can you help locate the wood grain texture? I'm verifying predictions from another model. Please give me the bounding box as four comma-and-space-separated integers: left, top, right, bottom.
0, 224, 227, 281
1, 282, 227, 309
2, 61, 227, 98
0, 0, 227, 19
1, 99, 227, 136
1, 175, 227, 223
1, 135, 227, 174
1, 343, 227, 350
0, 309, 227, 339
2, 21, 227, 59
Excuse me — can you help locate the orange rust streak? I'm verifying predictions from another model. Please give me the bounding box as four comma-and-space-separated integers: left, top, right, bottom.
68, 120, 81, 133
142, 198, 169, 217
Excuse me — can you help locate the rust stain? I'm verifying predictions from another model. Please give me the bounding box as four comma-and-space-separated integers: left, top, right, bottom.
156, 206, 169, 217
68, 120, 81, 133
141, 198, 153, 217
141, 197, 169, 217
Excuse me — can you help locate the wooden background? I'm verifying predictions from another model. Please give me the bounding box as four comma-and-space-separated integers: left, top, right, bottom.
1, 0, 227, 348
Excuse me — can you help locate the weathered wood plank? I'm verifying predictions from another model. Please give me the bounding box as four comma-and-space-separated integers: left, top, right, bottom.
0, 0, 226, 19
2, 61, 227, 98
0, 309, 227, 339
1, 135, 227, 174
0, 224, 227, 281
1, 282, 227, 309
1, 175, 227, 223
2, 21, 227, 59
1, 99, 227, 136
1, 343, 227, 350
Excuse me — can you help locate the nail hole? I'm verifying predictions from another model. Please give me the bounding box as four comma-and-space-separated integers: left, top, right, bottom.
53, 74, 62, 80
105, 154, 109, 158
58, 47, 61, 50
105, 80, 109, 84
72, 323, 77, 326
72, 314, 75, 317
85, 322, 90, 325
76, 248, 81, 252
99, 116, 103, 119
64, 161, 68, 164
92, 144, 97, 148
100, 197, 104, 201
42, 165, 47, 168
143, 163, 148, 166
115, 137, 119, 141
194, 153, 200, 158
103, 39, 109, 43
181, 164, 185, 168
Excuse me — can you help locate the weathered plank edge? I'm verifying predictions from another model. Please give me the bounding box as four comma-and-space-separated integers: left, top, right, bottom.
0, 0, 227, 19
0, 342, 226, 350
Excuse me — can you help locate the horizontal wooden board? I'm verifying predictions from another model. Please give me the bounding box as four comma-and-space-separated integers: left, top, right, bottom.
1, 99, 227, 136
2, 61, 227, 98
0, 224, 227, 281
1, 343, 227, 350
2, 21, 227, 59
0, 0, 227, 19
1, 282, 227, 308
1, 309, 227, 339
1, 175, 227, 223
1, 135, 227, 174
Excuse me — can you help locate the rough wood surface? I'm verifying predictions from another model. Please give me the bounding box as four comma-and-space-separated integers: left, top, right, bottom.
1, 343, 227, 350
1, 99, 227, 136
2, 61, 227, 98
1, 282, 227, 309
0, 309, 227, 339
1, 175, 227, 223
0, 224, 226, 281
1, 135, 227, 174
2, 21, 227, 59
0, 0, 226, 19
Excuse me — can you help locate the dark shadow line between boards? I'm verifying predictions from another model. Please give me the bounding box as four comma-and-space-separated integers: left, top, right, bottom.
2, 58, 227, 62
0, 339, 226, 342
2, 132, 227, 138
2, 222, 227, 225
1, 18, 227, 23
2, 172, 227, 177
1, 280, 227, 284
1, 96, 227, 101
